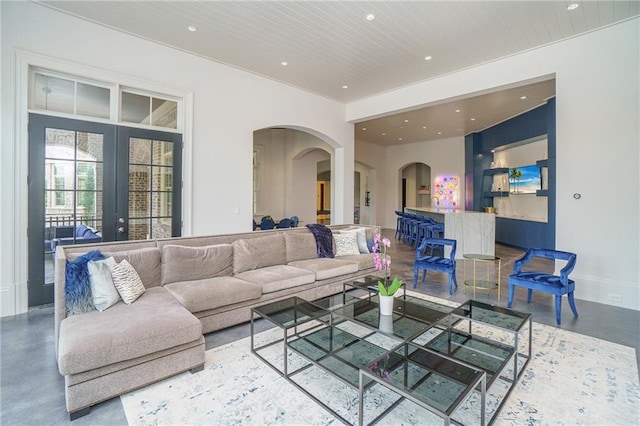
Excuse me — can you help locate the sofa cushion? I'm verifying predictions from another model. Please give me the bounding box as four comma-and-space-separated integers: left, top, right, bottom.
58, 287, 201, 376
161, 244, 233, 285
288, 258, 359, 280
284, 232, 318, 263
334, 253, 376, 271
164, 276, 262, 313
102, 247, 162, 288
235, 265, 315, 294
232, 234, 286, 274
334, 232, 361, 257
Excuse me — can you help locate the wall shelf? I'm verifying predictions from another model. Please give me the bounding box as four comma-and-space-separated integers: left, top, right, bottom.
484, 191, 509, 197
536, 189, 548, 196
483, 167, 509, 176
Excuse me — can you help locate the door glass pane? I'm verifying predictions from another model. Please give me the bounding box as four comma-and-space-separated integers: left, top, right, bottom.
153, 141, 173, 166
152, 218, 172, 239
44, 127, 104, 288
130, 138, 151, 164
45, 129, 76, 159
129, 218, 150, 240
33, 74, 74, 114
128, 137, 175, 240
77, 83, 110, 119
151, 98, 178, 129
122, 92, 150, 125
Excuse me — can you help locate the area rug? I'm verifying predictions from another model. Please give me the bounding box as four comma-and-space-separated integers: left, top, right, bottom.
121, 293, 640, 425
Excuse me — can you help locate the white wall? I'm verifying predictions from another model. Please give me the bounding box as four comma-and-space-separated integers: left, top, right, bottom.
0, 2, 354, 316
349, 19, 640, 310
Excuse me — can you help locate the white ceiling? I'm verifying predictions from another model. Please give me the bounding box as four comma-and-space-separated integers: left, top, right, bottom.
38, 1, 639, 144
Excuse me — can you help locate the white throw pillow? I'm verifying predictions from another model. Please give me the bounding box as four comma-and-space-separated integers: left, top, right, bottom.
88, 257, 120, 311
340, 228, 369, 254
110, 259, 146, 304
334, 232, 361, 257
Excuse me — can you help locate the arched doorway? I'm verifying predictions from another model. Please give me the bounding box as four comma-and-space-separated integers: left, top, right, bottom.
399, 162, 432, 211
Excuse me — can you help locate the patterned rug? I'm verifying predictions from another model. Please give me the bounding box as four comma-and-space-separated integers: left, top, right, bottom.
121, 293, 640, 425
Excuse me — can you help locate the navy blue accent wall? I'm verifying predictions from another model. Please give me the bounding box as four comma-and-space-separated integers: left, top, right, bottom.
465, 99, 556, 250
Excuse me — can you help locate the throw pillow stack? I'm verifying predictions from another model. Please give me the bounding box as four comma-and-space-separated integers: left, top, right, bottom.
65, 250, 146, 315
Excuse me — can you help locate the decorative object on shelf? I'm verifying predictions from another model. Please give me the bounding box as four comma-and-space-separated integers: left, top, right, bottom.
372, 233, 402, 315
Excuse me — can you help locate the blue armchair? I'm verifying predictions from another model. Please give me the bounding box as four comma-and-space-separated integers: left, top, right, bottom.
413, 238, 458, 294
508, 248, 578, 325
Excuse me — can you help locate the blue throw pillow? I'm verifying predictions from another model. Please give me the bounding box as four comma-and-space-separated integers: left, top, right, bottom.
65, 250, 105, 316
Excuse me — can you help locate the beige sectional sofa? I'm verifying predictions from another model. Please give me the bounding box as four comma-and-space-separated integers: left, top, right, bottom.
54, 224, 379, 419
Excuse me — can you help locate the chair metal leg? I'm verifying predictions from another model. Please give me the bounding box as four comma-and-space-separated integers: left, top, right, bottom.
527, 289, 533, 303
507, 284, 515, 308
568, 291, 579, 317
555, 295, 562, 325
413, 267, 419, 288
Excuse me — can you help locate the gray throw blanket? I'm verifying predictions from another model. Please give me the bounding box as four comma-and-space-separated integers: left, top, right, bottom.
306, 223, 334, 258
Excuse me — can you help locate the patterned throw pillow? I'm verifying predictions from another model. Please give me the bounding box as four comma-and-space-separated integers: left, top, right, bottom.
334, 232, 361, 257
110, 259, 146, 304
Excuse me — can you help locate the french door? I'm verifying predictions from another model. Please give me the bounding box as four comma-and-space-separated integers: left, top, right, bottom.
28, 114, 182, 306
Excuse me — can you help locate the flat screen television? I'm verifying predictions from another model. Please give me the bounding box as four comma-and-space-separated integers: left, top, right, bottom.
509, 165, 541, 194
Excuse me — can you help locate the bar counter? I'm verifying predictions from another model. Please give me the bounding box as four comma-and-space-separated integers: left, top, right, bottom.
404, 207, 495, 259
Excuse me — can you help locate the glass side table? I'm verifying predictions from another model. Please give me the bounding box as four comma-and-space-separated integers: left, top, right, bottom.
462, 253, 501, 301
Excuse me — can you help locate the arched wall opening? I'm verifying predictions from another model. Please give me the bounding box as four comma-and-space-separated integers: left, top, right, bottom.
398, 162, 432, 212
253, 127, 335, 227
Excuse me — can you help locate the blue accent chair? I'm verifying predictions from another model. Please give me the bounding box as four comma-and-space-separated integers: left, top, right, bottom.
260, 217, 276, 230
413, 237, 458, 294
508, 248, 578, 325
290, 216, 299, 227
276, 218, 292, 228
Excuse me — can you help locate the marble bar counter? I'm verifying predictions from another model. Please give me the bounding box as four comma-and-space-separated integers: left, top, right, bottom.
404, 207, 495, 259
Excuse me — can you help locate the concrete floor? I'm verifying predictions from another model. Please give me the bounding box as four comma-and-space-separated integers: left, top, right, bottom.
2, 228, 638, 425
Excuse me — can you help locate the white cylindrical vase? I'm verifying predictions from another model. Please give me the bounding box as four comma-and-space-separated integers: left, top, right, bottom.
378, 294, 394, 316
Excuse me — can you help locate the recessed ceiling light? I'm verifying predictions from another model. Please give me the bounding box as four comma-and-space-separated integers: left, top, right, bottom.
382, 133, 386, 136
398, 137, 403, 141
437, 131, 442, 135
470, 118, 476, 121
422, 126, 427, 129
520, 95, 527, 100
404, 119, 409, 123
567, 3, 579, 10
361, 127, 366, 131
491, 149, 495, 153
187, 25, 197, 32
342, 85, 348, 89
281, 61, 288, 66
366, 13, 375, 21
424, 56, 432, 61
455, 109, 461, 113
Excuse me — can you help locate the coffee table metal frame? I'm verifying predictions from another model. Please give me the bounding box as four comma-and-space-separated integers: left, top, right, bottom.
251, 291, 530, 426
250, 297, 330, 376
446, 299, 532, 418
462, 254, 501, 301
358, 342, 487, 426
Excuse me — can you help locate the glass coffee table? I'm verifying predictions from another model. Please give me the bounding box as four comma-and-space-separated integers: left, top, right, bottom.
359, 342, 486, 426
251, 288, 530, 425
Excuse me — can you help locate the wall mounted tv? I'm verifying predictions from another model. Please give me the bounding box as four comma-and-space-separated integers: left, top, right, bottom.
509, 165, 541, 194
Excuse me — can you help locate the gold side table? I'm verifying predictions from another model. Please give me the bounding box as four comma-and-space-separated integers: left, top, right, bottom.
463, 253, 501, 301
